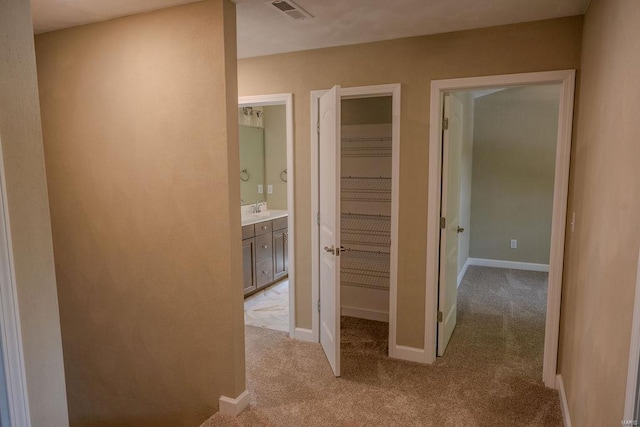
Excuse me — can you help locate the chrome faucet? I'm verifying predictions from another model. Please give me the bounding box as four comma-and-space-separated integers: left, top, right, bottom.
250, 201, 265, 214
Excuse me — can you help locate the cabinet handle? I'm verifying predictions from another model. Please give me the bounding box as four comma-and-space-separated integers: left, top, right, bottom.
262, 270, 268, 274
262, 245, 268, 249
262, 226, 268, 230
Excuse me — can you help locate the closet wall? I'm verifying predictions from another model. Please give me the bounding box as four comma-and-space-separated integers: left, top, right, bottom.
340, 97, 392, 321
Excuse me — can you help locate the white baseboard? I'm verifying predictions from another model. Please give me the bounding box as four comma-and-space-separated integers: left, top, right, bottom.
457, 258, 471, 287
219, 390, 250, 417
341, 306, 389, 323
556, 375, 572, 427
389, 344, 425, 364
293, 327, 315, 342
467, 257, 549, 272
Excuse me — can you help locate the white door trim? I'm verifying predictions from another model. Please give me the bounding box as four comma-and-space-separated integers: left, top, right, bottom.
624, 249, 640, 420
311, 84, 401, 359
0, 136, 32, 427
426, 70, 576, 388
238, 93, 295, 338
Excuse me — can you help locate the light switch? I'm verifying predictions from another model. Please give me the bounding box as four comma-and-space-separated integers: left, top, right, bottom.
267, 185, 273, 194
510, 239, 517, 249
258, 184, 263, 194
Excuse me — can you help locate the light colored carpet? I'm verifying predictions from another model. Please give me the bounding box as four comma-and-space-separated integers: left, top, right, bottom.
204, 266, 562, 426
244, 279, 289, 332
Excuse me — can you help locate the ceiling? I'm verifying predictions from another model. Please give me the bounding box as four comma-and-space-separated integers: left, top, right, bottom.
31, 0, 591, 58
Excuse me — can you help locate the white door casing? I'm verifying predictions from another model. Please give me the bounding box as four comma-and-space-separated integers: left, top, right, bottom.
318, 85, 341, 376
437, 94, 463, 356
0, 136, 31, 427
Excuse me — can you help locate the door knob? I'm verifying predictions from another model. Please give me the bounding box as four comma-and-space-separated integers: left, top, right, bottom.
457, 226, 465, 233
324, 246, 335, 254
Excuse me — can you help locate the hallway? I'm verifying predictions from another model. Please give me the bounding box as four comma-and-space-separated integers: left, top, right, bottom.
204, 266, 561, 426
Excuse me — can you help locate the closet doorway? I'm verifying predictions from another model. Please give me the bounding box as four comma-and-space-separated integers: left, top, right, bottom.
238, 94, 295, 337
311, 84, 401, 376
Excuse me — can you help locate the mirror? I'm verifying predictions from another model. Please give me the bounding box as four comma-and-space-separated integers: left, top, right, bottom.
239, 124, 264, 206
239, 105, 287, 209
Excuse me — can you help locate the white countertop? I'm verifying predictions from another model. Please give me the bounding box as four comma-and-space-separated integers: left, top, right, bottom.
241, 210, 288, 227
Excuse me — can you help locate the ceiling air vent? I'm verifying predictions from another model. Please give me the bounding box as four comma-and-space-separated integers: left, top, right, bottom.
268, 0, 313, 20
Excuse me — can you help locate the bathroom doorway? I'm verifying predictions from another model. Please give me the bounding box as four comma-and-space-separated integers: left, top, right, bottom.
238, 94, 295, 335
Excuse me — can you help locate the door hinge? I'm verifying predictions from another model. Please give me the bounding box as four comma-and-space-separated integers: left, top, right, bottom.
317, 122, 320, 135
317, 299, 320, 312
317, 212, 320, 225
440, 217, 446, 229
443, 117, 449, 131
437, 311, 443, 322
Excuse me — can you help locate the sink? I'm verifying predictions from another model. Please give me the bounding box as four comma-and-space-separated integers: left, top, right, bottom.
241, 209, 288, 226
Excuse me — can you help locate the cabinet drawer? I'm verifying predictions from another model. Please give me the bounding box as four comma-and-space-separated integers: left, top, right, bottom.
242, 224, 255, 240
256, 258, 274, 288
255, 220, 272, 236
272, 216, 288, 231
255, 233, 272, 262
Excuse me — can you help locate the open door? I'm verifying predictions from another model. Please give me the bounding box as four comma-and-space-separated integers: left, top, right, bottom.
437, 94, 464, 356
318, 85, 341, 376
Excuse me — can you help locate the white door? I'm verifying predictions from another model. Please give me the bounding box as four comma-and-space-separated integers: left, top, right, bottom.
318, 86, 341, 376
437, 94, 464, 356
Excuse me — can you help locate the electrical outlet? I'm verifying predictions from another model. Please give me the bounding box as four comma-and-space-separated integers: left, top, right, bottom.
267, 184, 273, 194
510, 239, 517, 249
258, 184, 263, 194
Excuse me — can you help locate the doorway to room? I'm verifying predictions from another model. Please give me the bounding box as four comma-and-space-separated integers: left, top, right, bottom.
238, 94, 295, 336
425, 71, 575, 387
311, 84, 401, 376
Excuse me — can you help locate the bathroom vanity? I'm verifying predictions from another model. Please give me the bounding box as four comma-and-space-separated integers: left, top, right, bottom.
241, 211, 288, 297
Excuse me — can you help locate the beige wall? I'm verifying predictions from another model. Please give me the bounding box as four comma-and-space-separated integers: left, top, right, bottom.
342, 97, 392, 126
263, 105, 288, 210
238, 16, 583, 348
558, 0, 640, 425
35, 1, 245, 426
0, 0, 69, 425
470, 85, 559, 265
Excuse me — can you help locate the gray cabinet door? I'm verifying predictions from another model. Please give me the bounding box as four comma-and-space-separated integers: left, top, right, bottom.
242, 238, 256, 295
273, 228, 288, 281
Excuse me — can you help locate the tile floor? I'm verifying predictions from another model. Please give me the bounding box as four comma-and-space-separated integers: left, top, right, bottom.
243, 279, 289, 332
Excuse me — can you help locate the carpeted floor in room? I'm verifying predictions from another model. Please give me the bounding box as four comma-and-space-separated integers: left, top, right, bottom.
203, 266, 562, 426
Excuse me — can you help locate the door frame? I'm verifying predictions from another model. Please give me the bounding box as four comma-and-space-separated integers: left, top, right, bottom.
624, 248, 640, 421
310, 84, 404, 359
0, 136, 31, 426
238, 93, 295, 338
426, 70, 576, 388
